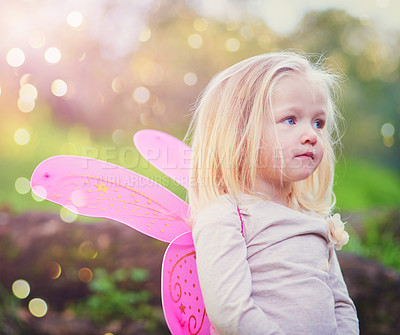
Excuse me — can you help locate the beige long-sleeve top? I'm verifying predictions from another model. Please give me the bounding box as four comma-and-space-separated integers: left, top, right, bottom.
192, 194, 359, 335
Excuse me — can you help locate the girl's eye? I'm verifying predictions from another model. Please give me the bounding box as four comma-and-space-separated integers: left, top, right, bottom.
283, 117, 295, 125
313, 120, 325, 129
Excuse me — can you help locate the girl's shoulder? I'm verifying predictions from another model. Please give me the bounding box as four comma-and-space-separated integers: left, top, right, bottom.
195, 194, 239, 222
194, 193, 326, 233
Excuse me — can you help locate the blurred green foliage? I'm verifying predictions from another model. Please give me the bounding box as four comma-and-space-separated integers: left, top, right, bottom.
72, 267, 159, 331
0, 284, 25, 335
343, 209, 400, 271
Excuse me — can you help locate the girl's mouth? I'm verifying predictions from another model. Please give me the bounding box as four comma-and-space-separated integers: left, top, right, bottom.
295, 152, 314, 160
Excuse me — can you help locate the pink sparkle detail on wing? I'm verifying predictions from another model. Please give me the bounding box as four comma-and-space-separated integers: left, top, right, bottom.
162, 232, 210, 335
30, 155, 190, 243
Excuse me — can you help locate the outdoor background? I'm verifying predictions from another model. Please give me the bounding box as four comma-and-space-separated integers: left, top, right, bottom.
1, 0, 400, 334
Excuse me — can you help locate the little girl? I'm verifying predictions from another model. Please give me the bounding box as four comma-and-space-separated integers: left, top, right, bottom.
187, 52, 359, 334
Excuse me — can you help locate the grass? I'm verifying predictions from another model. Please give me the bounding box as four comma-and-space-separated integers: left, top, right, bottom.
334, 158, 400, 211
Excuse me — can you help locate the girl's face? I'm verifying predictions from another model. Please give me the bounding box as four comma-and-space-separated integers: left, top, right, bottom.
258, 74, 327, 188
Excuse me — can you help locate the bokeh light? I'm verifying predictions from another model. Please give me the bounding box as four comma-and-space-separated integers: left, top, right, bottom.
112, 129, 127, 144
15, 177, 31, 194
18, 83, 38, 113
383, 136, 394, 147
67, 11, 84, 28
28, 298, 48, 318
20, 83, 38, 100
111, 77, 124, 93
133, 86, 150, 103
225, 38, 240, 52
183, 72, 198, 86
17, 98, 35, 113
51, 79, 68, 97
240, 25, 254, 39
79, 241, 98, 259
139, 27, 151, 42
48, 261, 62, 279
193, 18, 208, 32
14, 128, 30, 145
187, 34, 203, 49
45, 47, 62, 64
381, 123, 395, 147
151, 98, 166, 115
6, 48, 25, 67
78, 267, 93, 282
31, 185, 47, 202
60, 205, 78, 223
381, 123, 395, 137
12, 279, 30, 299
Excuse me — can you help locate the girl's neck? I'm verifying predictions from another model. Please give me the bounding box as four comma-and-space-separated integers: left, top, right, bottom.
254, 176, 292, 206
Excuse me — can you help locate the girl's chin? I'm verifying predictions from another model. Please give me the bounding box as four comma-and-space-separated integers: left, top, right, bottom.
285, 169, 315, 182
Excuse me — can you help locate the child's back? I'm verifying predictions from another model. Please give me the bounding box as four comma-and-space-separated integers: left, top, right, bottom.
193, 194, 358, 334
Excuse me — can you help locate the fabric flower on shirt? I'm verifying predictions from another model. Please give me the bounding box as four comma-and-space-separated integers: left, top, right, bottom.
326, 213, 349, 250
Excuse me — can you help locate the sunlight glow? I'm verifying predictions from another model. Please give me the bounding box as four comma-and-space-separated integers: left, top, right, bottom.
28, 31, 46, 49
139, 61, 164, 86
45, 47, 62, 64
67, 11, 84, 28
29, 298, 48, 318
12, 279, 30, 299
14, 128, 30, 145
7, 48, 25, 67
377, 0, 390, 9
51, 79, 68, 97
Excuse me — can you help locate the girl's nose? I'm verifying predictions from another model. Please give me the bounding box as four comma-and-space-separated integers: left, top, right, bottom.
301, 126, 318, 145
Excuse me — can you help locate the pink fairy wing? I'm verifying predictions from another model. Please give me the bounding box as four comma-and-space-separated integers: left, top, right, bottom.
30, 155, 190, 243
162, 232, 210, 335
133, 130, 192, 189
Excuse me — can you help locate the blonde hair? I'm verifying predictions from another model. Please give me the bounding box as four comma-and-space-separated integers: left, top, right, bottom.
186, 51, 343, 217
